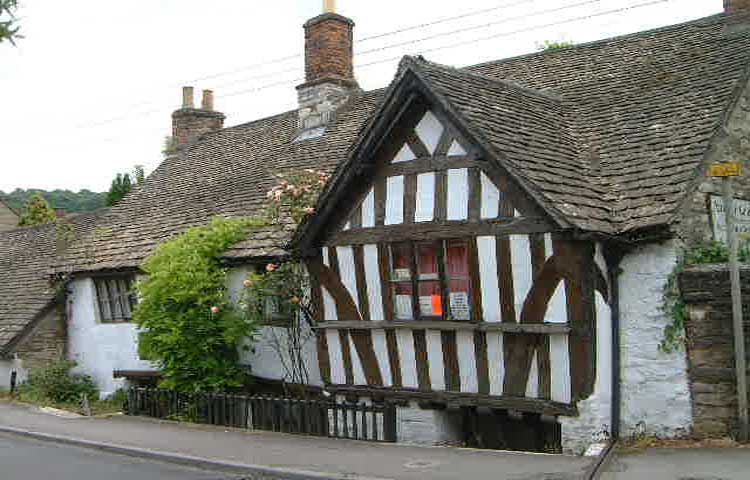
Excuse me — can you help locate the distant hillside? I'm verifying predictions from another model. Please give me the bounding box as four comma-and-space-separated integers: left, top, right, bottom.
0, 189, 106, 213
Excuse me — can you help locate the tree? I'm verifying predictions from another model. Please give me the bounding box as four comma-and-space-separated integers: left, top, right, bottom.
19, 193, 56, 226
106, 166, 147, 207
106, 173, 133, 207
0, 0, 21, 45
538, 39, 575, 51
0, 188, 106, 213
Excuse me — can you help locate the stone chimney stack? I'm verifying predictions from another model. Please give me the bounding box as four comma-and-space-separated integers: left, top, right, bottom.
725, 0, 750, 15
296, 1, 359, 130
172, 87, 225, 149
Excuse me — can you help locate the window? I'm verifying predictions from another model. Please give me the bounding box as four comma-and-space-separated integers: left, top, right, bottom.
94, 275, 137, 323
262, 296, 296, 327
388, 239, 473, 321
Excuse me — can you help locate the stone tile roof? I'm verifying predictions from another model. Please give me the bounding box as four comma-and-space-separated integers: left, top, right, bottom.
467, 14, 750, 233
54, 90, 384, 274
0, 210, 106, 354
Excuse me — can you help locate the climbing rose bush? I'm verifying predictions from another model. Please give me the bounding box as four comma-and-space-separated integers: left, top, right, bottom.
266, 169, 330, 224
134, 217, 266, 392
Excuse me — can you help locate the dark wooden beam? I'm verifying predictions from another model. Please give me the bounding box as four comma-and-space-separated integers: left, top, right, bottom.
381, 156, 477, 177
314, 320, 571, 334
324, 385, 579, 417
326, 218, 554, 246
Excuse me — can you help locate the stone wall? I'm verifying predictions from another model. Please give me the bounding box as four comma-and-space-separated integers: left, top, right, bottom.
14, 308, 66, 371
680, 264, 750, 438
676, 78, 750, 246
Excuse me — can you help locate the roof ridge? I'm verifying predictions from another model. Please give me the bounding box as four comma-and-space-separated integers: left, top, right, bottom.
404, 55, 563, 103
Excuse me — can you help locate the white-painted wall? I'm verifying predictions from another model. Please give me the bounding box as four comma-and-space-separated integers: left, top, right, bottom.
67, 278, 155, 398
617, 239, 692, 438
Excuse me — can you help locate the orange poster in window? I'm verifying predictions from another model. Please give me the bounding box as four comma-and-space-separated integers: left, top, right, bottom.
432, 295, 443, 316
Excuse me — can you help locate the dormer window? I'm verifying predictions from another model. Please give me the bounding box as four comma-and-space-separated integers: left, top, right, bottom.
388, 239, 472, 321
93, 275, 137, 323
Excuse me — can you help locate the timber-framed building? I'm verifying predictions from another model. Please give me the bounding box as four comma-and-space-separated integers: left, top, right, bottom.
3, 0, 750, 453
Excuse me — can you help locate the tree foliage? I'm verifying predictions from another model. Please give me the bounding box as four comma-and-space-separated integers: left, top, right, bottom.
133, 217, 267, 392
106, 173, 133, 207
538, 39, 575, 51
106, 166, 147, 206
19, 192, 57, 226
0, 0, 21, 46
0, 189, 106, 213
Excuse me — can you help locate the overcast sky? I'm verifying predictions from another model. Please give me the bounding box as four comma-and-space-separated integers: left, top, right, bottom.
0, 0, 722, 193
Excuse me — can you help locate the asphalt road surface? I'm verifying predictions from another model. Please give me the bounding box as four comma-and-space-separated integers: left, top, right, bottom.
0, 432, 231, 480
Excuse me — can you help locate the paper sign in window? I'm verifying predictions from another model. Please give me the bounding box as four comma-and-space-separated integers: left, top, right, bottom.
395, 295, 413, 320
449, 292, 470, 320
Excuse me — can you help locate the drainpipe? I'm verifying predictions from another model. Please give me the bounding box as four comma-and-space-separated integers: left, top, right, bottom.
605, 249, 624, 441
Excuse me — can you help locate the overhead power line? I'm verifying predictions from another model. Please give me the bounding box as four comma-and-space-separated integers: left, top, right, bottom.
79, 0, 671, 130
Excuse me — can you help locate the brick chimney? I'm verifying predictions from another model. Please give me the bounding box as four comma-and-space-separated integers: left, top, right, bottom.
725, 0, 750, 15
296, 1, 359, 130
172, 87, 225, 149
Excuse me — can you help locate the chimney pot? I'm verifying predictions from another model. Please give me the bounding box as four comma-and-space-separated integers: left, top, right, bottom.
201, 90, 214, 111
172, 87, 225, 149
182, 86, 194, 108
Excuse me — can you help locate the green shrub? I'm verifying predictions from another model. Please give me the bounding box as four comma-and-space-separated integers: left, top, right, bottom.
21, 360, 98, 403
134, 217, 265, 392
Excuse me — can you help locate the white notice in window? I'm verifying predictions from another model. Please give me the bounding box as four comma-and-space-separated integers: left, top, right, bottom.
419, 296, 434, 315
449, 292, 470, 320
395, 295, 413, 320
393, 268, 411, 281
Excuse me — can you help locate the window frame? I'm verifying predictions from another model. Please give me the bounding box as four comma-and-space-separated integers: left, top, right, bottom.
388, 238, 474, 322
93, 274, 137, 324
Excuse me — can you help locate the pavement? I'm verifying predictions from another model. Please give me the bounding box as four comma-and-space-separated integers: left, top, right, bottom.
0, 402, 589, 480
0, 432, 225, 480
600, 448, 750, 480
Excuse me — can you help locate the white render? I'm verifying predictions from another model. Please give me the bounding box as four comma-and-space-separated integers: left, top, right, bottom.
617, 240, 692, 438
415, 172, 436, 222
414, 111, 444, 154
446, 168, 469, 220
67, 278, 155, 398
385, 175, 405, 225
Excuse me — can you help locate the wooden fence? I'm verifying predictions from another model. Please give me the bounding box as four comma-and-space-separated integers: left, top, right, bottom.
124, 387, 397, 442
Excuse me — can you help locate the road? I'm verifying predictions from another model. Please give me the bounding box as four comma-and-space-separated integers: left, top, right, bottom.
0, 432, 229, 480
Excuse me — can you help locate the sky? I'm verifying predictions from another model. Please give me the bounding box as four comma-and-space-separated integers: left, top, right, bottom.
0, 0, 723, 193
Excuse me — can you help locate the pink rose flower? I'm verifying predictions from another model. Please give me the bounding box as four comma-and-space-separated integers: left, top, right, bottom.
266, 263, 277, 272
303, 207, 315, 214
210, 306, 220, 314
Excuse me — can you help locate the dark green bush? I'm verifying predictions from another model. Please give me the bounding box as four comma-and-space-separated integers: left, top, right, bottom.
22, 360, 98, 403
